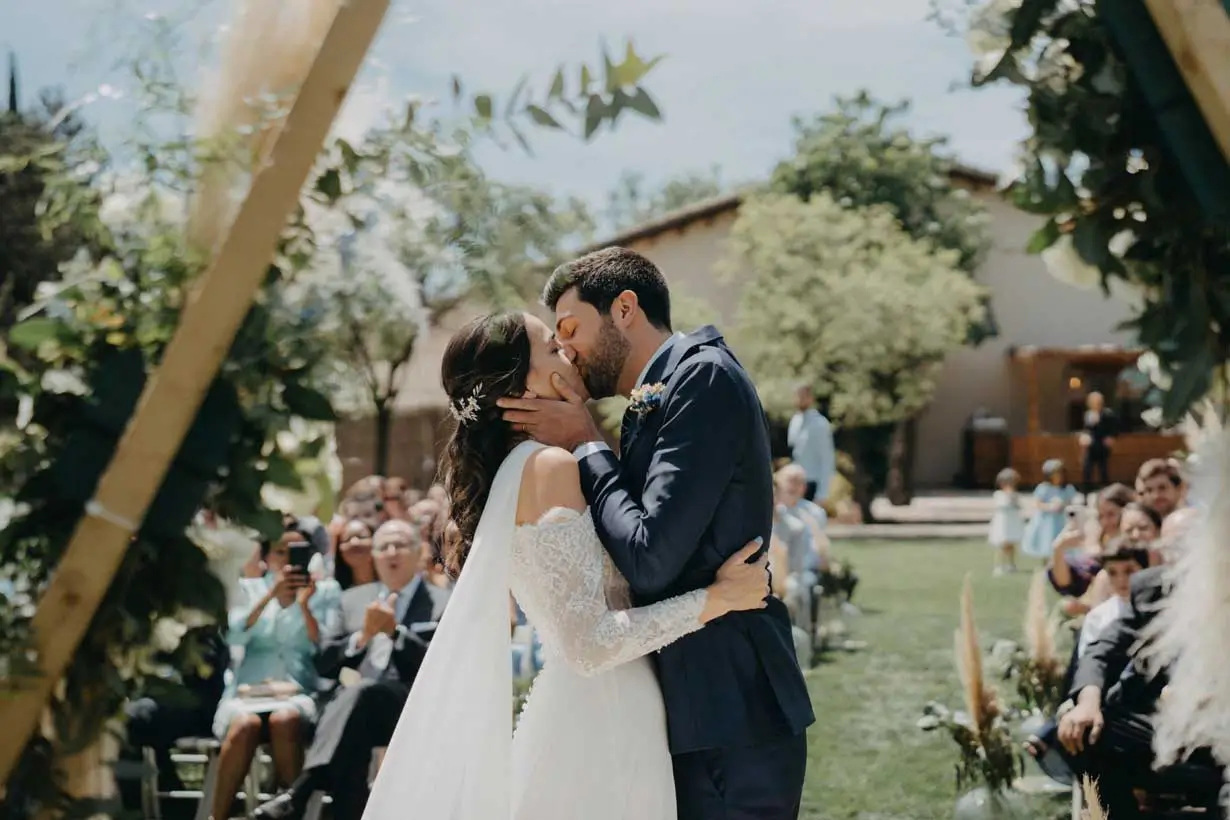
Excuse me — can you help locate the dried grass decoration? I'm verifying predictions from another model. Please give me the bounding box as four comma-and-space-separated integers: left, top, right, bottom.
1080, 776, 1109, 820
1013, 571, 1066, 715
919, 575, 1023, 795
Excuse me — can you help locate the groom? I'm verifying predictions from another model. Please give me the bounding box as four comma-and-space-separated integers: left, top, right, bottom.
499, 246, 815, 819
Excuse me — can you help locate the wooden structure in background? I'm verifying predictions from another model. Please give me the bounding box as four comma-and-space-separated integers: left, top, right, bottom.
1003, 345, 1184, 485
1145, 0, 1230, 163
0, 0, 391, 787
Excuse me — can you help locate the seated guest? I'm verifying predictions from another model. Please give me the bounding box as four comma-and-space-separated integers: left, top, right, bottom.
1025, 538, 1149, 772
1135, 458, 1185, 521
254, 519, 450, 820
1077, 539, 1150, 656
426, 483, 449, 508
773, 494, 819, 638
1048, 483, 1134, 602
334, 519, 377, 591
381, 477, 410, 521
211, 525, 339, 820
1056, 563, 1222, 818
118, 627, 229, 816
1052, 497, 1160, 617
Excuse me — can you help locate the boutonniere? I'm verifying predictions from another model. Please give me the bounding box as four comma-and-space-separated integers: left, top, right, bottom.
628, 382, 667, 417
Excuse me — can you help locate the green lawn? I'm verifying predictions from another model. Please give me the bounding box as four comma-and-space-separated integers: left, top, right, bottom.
799, 538, 1068, 820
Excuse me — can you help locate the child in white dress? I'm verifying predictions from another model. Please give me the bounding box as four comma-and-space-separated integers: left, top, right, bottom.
988, 468, 1025, 575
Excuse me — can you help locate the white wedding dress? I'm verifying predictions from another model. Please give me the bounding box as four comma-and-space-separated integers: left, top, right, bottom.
362, 441, 706, 820
509, 505, 706, 818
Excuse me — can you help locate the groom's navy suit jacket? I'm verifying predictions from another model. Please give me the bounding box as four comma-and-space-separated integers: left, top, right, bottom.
578, 326, 815, 755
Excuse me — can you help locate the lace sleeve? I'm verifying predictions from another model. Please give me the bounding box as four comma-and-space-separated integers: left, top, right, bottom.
515, 508, 706, 677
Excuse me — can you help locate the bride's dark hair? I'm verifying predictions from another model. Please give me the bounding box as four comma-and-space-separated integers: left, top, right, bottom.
437, 311, 531, 577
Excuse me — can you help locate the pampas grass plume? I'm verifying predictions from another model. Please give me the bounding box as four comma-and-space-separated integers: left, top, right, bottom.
955, 574, 999, 733
189, 0, 344, 252
1024, 570, 1058, 666
1081, 776, 1108, 820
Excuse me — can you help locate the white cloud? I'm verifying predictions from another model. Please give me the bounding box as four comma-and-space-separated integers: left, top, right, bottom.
9, 0, 1027, 211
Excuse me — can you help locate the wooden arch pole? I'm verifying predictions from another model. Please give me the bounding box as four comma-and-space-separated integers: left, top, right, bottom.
0, 0, 390, 785
1144, 0, 1230, 163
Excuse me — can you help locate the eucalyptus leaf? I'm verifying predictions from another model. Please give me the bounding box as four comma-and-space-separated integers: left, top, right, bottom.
583, 94, 606, 140
525, 104, 563, 130
547, 68, 565, 99
263, 454, 304, 490
624, 88, 662, 121
282, 383, 337, 421
1162, 347, 1216, 424
1025, 219, 1061, 254
314, 168, 343, 203
473, 94, 493, 120
8, 317, 64, 349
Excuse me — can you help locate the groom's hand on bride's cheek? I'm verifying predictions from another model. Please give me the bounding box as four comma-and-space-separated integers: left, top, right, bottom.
498, 373, 600, 451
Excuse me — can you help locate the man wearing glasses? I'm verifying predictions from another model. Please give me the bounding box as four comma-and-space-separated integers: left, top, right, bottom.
256, 520, 451, 820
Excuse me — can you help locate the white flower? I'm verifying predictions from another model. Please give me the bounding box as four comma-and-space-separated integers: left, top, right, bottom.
151, 617, 189, 653
1137, 351, 1173, 390
39, 369, 89, 396
965, 0, 1020, 58
1108, 229, 1136, 258
1041, 233, 1101, 290
1141, 407, 1165, 429
189, 517, 260, 608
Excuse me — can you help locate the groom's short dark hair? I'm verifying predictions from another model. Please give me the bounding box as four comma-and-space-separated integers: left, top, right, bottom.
543, 246, 673, 331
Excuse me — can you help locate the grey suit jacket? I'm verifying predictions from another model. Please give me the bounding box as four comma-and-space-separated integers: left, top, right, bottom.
316, 577, 450, 690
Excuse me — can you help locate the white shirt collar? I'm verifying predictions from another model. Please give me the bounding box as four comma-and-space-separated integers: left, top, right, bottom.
635, 333, 684, 390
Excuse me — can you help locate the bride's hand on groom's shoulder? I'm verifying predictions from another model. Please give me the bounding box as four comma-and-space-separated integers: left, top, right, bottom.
498, 374, 600, 451
700, 540, 770, 624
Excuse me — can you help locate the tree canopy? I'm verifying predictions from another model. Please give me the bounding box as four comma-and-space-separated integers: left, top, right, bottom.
604, 166, 725, 231
726, 192, 985, 426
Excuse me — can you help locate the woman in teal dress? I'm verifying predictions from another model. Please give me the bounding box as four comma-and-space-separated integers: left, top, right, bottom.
1022, 459, 1078, 560
210, 526, 340, 820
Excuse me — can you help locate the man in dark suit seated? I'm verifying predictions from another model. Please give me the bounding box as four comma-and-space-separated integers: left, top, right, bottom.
255, 519, 450, 820
118, 627, 229, 817
1058, 565, 1223, 818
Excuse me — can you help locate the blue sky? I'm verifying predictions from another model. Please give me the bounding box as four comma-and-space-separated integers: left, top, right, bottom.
5, 0, 1027, 215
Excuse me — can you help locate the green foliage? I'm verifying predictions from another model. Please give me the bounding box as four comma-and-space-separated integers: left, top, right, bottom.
949, 0, 1230, 423
1007, 649, 1066, 717
918, 700, 1024, 795
604, 166, 725, 231
299, 44, 665, 472
770, 92, 991, 278
765, 91, 995, 512
0, 73, 106, 333
451, 39, 665, 151
0, 29, 667, 813
294, 119, 594, 471
725, 193, 985, 426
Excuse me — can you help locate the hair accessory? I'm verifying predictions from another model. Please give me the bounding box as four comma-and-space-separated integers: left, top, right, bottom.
449, 383, 484, 425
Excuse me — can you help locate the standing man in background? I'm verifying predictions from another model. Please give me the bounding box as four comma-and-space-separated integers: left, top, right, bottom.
787, 385, 835, 503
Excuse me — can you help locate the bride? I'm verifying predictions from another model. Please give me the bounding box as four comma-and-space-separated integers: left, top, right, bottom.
361, 311, 770, 820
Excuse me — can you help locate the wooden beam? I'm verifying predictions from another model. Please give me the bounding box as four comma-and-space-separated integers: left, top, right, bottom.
1023, 353, 1042, 471
1144, 0, 1230, 163
0, 0, 390, 786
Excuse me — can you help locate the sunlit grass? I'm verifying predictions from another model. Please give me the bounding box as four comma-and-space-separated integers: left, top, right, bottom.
799, 539, 1067, 820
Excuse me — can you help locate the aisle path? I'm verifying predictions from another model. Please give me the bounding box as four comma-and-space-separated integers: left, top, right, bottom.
829, 491, 1052, 540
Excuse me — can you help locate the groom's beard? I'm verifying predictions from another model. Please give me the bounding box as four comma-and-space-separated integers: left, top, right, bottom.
578, 320, 630, 400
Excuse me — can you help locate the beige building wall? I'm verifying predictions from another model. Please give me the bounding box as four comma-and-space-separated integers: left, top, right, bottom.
339, 189, 1140, 489
622, 193, 1140, 487
911, 194, 1138, 485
